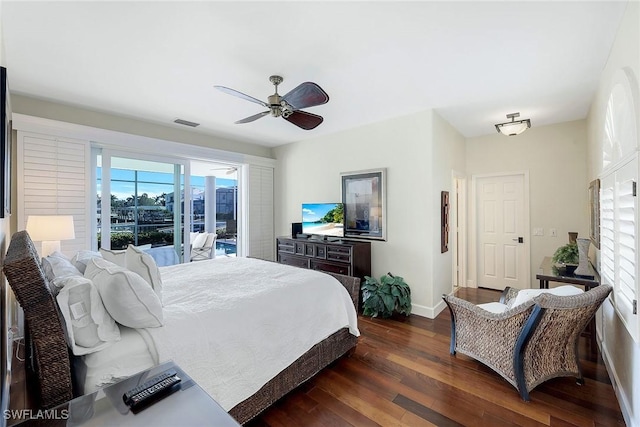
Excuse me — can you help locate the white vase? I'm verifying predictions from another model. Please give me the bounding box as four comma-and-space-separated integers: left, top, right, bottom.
574, 238, 592, 277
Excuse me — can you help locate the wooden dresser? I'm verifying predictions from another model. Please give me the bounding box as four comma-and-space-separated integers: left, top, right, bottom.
276, 236, 371, 306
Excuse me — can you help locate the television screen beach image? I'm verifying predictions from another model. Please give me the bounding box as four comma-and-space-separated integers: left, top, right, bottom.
302, 203, 344, 237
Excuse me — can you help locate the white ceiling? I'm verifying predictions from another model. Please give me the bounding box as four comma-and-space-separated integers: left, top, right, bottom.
1, 1, 629, 148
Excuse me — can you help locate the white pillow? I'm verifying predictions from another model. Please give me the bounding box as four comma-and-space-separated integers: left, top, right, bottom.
125, 245, 163, 300
477, 302, 509, 314
42, 252, 82, 284
511, 285, 584, 308
71, 250, 103, 274
56, 276, 121, 355
99, 248, 126, 267
84, 257, 164, 328
192, 233, 209, 249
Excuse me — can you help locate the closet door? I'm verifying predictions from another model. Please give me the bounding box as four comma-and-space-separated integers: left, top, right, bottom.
17, 132, 91, 256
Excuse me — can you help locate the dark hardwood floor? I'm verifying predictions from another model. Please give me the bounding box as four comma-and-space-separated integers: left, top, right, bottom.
8, 288, 624, 426
248, 287, 625, 427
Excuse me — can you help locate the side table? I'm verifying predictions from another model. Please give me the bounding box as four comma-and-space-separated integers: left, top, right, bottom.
536, 256, 600, 290
536, 257, 601, 353
12, 360, 240, 426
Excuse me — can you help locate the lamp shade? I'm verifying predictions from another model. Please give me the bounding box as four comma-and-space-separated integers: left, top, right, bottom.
26, 215, 76, 241
496, 121, 530, 136
494, 112, 531, 136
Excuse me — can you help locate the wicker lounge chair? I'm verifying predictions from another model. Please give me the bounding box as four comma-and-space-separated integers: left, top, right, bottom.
443, 284, 612, 401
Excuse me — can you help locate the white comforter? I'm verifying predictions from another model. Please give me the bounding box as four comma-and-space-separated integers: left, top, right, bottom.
142, 257, 359, 411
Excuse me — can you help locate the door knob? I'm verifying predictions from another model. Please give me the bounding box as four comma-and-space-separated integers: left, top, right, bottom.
512, 237, 524, 243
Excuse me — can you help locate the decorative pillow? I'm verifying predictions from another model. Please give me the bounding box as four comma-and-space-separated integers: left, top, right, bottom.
71, 250, 103, 274
510, 285, 584, 308
192, 232, 209, 249
41, 252, 82, 285
84, 257, 164, 328
125, 245, 163, 300
477, 302, 509, 314
56, 276, 121, 355
99, 248, 126, 267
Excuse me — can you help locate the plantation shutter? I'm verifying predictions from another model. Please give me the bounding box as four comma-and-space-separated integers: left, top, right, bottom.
615, 159, 638, 338
600, 156, 639, 341
17, 132, 91, 256
600, 174, 615, 292
246, 164, 274, 261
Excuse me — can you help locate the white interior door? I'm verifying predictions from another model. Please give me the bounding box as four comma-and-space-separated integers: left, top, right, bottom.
476, 174, 528, 290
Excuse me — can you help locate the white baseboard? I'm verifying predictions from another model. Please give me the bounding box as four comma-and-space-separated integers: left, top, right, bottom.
411, 299, 447, 319
601, 340, 636, 427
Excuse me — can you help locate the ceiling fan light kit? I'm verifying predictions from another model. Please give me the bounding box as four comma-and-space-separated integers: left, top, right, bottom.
495, 112, 531, 136
214, 75, 329, 130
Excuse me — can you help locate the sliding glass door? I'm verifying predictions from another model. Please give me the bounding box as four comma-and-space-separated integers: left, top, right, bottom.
97, 151, 189, 263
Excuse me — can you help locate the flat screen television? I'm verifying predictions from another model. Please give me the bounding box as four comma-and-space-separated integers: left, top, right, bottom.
302, 202, 344, 238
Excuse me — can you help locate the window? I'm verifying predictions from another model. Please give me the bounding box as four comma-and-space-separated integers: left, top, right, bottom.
97, 151, 187, 263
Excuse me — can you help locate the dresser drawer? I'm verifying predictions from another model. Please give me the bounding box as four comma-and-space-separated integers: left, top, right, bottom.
277, 239, 295, 254
279, 254, 310, 269
326, 245, 352, 263
310, 260, 351, 276
314, 245, 327, 259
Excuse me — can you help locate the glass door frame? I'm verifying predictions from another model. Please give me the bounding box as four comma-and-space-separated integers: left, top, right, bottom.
98, 149, 192, 261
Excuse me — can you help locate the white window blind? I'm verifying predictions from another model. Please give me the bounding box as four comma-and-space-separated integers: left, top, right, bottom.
600, 156, 638, 341
247, 165, 274, 261
18, 132, 91, 256
600, 175, 615, 291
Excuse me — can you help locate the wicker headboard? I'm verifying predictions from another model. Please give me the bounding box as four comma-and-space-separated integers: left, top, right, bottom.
2, 231, 73, 408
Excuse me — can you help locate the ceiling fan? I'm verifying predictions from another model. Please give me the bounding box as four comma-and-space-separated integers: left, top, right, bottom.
214, 75, 329, 130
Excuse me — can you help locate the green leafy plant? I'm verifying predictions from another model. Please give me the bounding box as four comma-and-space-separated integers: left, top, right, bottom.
552, 243, 579, 264
361, 272, 411, 318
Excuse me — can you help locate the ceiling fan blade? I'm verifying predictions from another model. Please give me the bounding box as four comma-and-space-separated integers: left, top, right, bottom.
284, 110, 324, 130
282, 82, 329, 110
214, 86, 268, 108
235, 111, 270, 124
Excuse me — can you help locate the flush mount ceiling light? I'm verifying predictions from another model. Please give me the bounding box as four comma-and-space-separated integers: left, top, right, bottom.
495, 112, 531, 136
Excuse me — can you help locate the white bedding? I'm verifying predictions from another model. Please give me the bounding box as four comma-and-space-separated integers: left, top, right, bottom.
84, 257, 359, 411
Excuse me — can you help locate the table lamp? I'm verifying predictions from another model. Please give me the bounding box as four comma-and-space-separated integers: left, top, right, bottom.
26, 215, 76, 256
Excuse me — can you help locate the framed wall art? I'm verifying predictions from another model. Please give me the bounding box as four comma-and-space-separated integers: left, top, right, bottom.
0, 67, 9, 218
441, 191, 450, 253
341, 168, 386, 240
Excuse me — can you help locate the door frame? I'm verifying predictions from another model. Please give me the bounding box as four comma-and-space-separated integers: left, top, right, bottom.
469, 171, 531, 289
451, 171, 467, 290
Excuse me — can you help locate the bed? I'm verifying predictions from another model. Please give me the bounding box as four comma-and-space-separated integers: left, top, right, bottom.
2, 231, 360, 424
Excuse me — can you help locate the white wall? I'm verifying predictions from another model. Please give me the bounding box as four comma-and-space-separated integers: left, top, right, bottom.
466, 120, 589, 288
586, 2, 640, 426
274, 109, 465, 316
1, 2, 17, 415
11, 94, 273, 160
431, 112, 466, 307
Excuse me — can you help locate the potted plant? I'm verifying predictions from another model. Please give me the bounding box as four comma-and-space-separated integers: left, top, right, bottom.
361, 272, 411, 318
552, 243, 579, 274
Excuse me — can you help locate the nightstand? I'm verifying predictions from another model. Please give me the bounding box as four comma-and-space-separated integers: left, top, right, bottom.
13, 361, 240, 426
